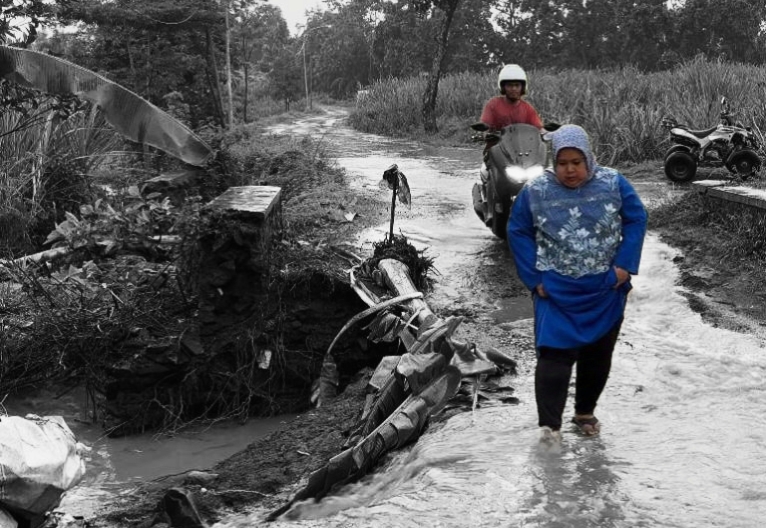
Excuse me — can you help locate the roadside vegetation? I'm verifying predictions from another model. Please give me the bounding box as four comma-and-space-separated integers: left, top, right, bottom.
649, 187, 766, 286
349, 57, 766, 165
0, 83, 385, 433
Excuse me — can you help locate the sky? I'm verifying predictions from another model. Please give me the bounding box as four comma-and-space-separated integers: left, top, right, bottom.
270, 0, 326, 34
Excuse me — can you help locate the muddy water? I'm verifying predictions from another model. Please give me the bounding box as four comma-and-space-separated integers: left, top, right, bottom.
209, 110, 766, 527
268, 108, 533, 321
4, 387, 294, 517
216, 233, 766, 528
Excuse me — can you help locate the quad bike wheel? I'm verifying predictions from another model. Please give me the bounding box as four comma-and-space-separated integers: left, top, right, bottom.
664, 145, 691, 161
726, 150, 761, 179
664, 151, 697, 183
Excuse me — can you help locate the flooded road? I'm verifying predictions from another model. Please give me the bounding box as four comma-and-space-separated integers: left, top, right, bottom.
268, 108, 536, 321
6, 107, 763, 526
211, 108, 766, 527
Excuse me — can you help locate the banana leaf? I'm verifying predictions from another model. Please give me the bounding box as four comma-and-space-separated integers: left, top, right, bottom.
343, 370, 408, 449
0, 46, 213, 167
266, 367, 461, 522
363, 311, 406, 343
396, 352, 448, 394
408, 316, 463, 355
449, 338, 498, 377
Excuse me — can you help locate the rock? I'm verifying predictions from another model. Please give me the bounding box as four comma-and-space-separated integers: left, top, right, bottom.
182, 471, 218, 487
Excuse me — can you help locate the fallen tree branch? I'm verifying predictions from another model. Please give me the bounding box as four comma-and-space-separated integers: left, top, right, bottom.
0, 247, 70, 268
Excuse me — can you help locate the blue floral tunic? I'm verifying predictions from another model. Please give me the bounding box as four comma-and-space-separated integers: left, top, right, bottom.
508, 125, 647, 349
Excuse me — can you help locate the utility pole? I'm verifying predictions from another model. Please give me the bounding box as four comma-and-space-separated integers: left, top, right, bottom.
302, 39, 310, 111
299, 24, 331, 112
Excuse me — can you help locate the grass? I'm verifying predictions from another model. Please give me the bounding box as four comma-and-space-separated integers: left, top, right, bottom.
650, 190, 766, 265
349, 56, 766, 165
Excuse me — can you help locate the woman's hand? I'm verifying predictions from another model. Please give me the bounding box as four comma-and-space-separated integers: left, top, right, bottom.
614, 266, 631, 288
535, 283, 548, 298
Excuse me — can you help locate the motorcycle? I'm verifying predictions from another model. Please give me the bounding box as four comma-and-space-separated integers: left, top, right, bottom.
661, 97, 762, 183
470, 122, 553, 239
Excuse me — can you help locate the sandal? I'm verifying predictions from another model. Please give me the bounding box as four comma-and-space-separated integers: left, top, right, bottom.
571, 415, 600, 436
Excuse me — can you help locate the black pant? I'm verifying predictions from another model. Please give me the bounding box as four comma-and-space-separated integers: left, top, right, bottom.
535, 319, 623, 430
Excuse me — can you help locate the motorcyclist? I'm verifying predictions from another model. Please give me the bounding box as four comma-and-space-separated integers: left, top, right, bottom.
477, 64, 544, 187
480, 64, 543, 133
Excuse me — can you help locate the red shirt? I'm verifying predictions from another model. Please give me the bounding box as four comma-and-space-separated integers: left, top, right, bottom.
480, 97, 543, 131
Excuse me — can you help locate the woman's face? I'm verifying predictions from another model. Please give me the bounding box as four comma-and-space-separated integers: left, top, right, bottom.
555, 148, 589, 188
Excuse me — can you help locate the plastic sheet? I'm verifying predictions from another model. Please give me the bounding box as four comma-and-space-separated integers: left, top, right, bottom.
0, 415, 86, 520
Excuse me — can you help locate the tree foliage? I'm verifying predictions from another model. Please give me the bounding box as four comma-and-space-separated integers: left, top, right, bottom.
25, 0, 766, 130
50, 0, 230, 128
0, 0, 65, 46
495, 0, 766, 70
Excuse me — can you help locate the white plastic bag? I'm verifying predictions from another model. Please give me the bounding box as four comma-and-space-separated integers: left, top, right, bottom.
0, 415, 86, 518
0, 508, 18, 528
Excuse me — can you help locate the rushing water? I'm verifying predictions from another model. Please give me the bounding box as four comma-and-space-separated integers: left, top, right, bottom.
210, 110, 766, 527
214, 233, 766, 528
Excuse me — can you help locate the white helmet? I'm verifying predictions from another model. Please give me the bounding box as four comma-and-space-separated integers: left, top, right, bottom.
497, 64, 528, 94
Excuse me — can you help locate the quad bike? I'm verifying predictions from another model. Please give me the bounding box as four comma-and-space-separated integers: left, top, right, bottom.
471, 122, 554, 240
661, 97, 762, 183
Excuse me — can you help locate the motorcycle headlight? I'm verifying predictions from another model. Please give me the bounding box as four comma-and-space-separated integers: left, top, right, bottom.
505, 165, 544, 184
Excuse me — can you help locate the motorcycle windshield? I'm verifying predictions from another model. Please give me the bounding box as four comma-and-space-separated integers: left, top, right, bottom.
495, 124, 547, 169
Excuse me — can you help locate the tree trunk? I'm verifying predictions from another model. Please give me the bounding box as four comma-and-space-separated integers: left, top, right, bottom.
377, 259, 438, 327
205, 27, 226, 128
224, 0, 234, 128
421, 0, 460, 133
243, 62, 249, 123
126, 37, 135, 77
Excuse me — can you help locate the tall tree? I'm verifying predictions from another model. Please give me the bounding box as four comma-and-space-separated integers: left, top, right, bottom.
56, 0, 236, 127
268, 46, 303, 111
305, 8, 371, 98
443, 0, 498, 73
494, 0, 569, 68
231, 3, 289, 121
414, 0, 462, 132
671, 0, 766, 63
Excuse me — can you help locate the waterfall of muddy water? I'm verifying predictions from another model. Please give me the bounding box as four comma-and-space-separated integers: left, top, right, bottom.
3, 388, 294, 518
213, 233, 766, 528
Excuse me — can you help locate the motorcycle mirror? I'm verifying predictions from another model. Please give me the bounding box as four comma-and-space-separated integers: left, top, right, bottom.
470, 122, 489, 132
543, 122, 561, 132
